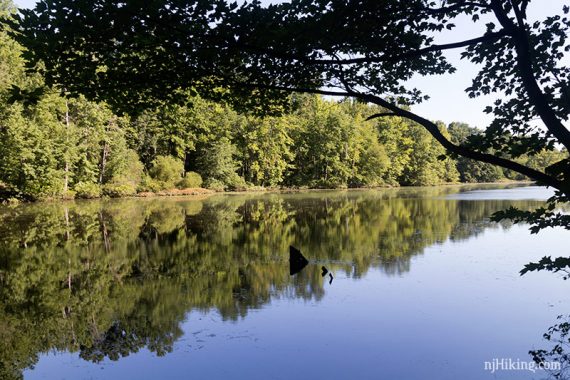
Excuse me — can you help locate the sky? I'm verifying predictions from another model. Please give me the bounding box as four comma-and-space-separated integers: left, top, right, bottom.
12, 0, 569, 129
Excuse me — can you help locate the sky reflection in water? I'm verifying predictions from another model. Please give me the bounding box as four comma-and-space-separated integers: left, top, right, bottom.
0, 185, 566, 379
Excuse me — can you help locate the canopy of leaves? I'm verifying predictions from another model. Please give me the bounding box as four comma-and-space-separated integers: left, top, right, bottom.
6, 1, 570, 191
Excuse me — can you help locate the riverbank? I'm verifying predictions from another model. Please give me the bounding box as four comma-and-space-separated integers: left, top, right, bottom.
0, 180, 535, 205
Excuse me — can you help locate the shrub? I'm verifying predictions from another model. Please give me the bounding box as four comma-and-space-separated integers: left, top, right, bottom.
108, 150, 145, 188
62, 190, 76, 200
138, 175, 161, 192
74, 182, 102, 199
103, 183, 137, 198
4, 197, 20, 205
176, 171, 203, 189
225, 173, 248, 191
315, 178, 347, 189
204, 178, 225, 192
149, 156, 184, 189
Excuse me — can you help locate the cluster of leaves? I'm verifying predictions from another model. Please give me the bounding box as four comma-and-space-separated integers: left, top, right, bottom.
519, 256, 570, 279
491, 190, 570, 278
492, 192, 570, 234
3, 0, 462, 113
530, 315, 570, 379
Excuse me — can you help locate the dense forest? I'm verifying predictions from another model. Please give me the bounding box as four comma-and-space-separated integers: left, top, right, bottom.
0, 1, 567, 202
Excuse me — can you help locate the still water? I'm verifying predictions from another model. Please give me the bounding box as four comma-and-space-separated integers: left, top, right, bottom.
0, 185, 568, 380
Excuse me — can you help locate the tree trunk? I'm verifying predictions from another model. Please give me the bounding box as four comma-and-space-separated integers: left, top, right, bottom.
63, 161, 69, 193
99, 141, 109, 184
63, 100, 70, 193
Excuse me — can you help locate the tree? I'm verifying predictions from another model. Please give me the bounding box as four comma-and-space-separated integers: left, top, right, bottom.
148, 155, 184, 190
0, 0, 21, 93
8, 1, 567, 187
286, 95, 354, 188
400, 122, 459, 186
448, 122, 504, 183
196, 137, 244, 190
234, 114, 294, 187
6, 2, 570, 239
131, 104, 196, 169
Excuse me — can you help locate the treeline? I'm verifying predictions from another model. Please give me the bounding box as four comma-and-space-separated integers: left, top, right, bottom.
0, 2, 567, 201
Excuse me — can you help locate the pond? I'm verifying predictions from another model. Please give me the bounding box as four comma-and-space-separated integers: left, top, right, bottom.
0, 185, 568, 380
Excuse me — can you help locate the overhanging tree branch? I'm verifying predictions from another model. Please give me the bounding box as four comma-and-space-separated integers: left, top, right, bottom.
359, 92, 565, 189
240, 80, 563, 190
235, 31, 508, 66
490, 0, 570, 151
421, 2, 490, 15
365, 113, 397, 121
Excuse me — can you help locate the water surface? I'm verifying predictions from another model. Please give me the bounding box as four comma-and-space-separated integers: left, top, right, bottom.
0, 185, 568, 380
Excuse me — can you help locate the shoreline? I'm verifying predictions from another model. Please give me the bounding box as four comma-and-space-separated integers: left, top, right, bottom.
0, 180, 536, 205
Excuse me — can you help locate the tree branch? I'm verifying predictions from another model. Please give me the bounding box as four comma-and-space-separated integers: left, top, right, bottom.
233, 81, 351, 99
421, 2, 490, 15
366, 113, 397, 121
236, 31, 508, 66
510, 0, 527, 28
490, 0, 570, 152
360, 92, 564, 189
237, 80, 563, 190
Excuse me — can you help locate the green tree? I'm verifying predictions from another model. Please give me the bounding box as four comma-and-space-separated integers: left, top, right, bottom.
399, 122, 459, 186
131, 104, 196, 169
287, 96, 357, 188
148, 155, 184, 190
234, 115, 294, 187
0, 0, 21, 94
0, 14, 145, 200
352, 123, 389, 187
12, 0, 568, 205
448, 122, 504, 183
197, 137, 243, 190
375, 116, 415, 186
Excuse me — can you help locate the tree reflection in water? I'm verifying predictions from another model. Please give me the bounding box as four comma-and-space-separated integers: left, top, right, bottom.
0, 186, 553, 379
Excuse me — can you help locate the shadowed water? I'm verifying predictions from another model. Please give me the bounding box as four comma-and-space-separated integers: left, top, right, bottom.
0, 184, 568, 380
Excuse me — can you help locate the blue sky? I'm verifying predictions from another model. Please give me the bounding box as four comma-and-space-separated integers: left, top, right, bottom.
12, 0, 569, 129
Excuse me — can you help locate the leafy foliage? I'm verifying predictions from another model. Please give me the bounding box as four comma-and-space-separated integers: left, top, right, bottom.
7, 0, 570, 196
530, 315, 570, 379
74, 181, 102, 199
177, 171, 202, 189
492, 192, 570, 234
148, 155, 184, 190
519, 257, 570, 279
